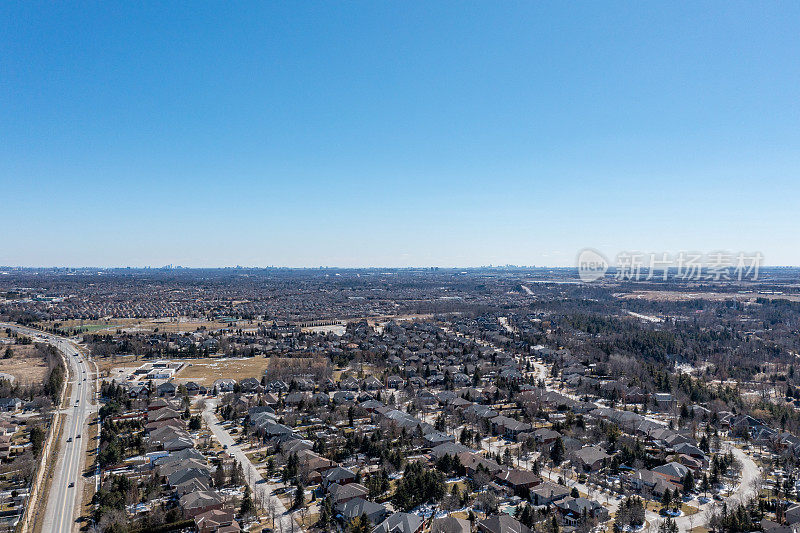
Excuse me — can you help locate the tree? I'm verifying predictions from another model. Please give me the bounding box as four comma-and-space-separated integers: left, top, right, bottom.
230, 461, 244, 486
661, 488, 672, 510
550, 437, 565, 466
318, 496, 333, 529
293, 480, 305, 509
214, 463, 227, 487
391, 461, 445, 511
682, 470, 695, 495
475, 492, 498, 515
571, 487, 580, 498
3, 347, 12, 359
189, 415, 202, 430
29, 425, 46, 457
349, 514, 371, 533
701, 473, 710, 497
629, 497, 645, 527
658, 517, 678, 533
240, 485, 255, 518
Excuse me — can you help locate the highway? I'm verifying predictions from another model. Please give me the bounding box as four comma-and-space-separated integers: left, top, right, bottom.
1, 323, 97, 533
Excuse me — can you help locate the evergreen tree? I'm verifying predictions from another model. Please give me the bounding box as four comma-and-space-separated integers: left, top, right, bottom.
550, 437, 565, 465
239, 485, 255, 517
661, 488, 672, 510
293, 480, 305, 509
682, 471, 695, 495
658, 517, 678, 533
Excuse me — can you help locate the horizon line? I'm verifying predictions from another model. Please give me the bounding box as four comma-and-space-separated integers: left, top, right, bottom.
2, 264, 799, 270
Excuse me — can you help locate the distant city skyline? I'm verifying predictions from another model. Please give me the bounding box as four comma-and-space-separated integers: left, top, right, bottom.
2, 3, 798, 267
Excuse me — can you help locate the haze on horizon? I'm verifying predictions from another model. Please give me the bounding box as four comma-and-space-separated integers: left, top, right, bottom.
2, 3, 799, 268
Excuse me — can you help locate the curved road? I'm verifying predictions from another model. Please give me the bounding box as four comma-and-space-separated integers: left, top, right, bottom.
669, 445, 759, 531
2, 324, 97, 533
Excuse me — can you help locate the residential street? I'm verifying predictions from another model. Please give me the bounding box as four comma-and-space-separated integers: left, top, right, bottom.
202, 399, 302, 532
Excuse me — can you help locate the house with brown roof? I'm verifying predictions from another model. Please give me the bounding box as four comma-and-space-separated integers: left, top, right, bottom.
494, 468, 542, 493
195, 508, 240, 533
179, 490, 224, 518
530, 481, 570, 506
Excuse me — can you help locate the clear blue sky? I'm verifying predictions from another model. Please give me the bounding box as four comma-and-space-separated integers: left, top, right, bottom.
2, 2, 798, 267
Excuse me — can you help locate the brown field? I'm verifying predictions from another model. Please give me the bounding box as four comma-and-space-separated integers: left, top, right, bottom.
94, 352, 333, 385
175, 357, 273, 384
619, 290, 800, 302
94, 355, 142, 379
38, 317, 260, 337
0, 344, 49, 385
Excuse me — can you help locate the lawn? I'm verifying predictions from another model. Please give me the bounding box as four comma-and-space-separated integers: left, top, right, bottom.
643, 499, 700, 516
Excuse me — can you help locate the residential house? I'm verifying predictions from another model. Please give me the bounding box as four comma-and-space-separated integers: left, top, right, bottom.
0, 398, 22, 412
494, 468, 541, 493
372, 512, 424, 533
530, 481, 570, 506
652, 462, 689, 486
323, 466, 357, 489
431, 516, 471, 533
195, 508, 240, 533
156, 382, 177, 397
336, 498, 388, 525
328, 482, 368, 506
477, 514, 531, 533
179, 490, 224, 519
571, 446, 610, 472
554, 497, 610, 525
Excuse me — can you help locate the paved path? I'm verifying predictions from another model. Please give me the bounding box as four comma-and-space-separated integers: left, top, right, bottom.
202, 399, 301, 532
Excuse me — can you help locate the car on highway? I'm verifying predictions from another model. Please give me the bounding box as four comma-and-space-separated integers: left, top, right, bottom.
68, 482, 74, 488
77, 434, 81, 438
67, 437, 73, 442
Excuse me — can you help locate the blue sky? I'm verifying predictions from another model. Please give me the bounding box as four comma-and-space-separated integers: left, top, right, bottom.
2, 2, 798, 267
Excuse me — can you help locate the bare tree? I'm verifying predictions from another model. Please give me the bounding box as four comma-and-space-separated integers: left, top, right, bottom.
267, 499, 277, 530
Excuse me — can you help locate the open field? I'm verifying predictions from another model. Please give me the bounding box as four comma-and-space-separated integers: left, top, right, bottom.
93, 354, 329, 385
174, 357, 273, 384
0, 344, 49, 384
37, 317, 259, 336
94, 355, 143, 379
619, 290, 800, 302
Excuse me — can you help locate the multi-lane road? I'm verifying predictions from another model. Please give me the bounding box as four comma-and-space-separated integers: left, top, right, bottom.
1, 323, 97, 533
